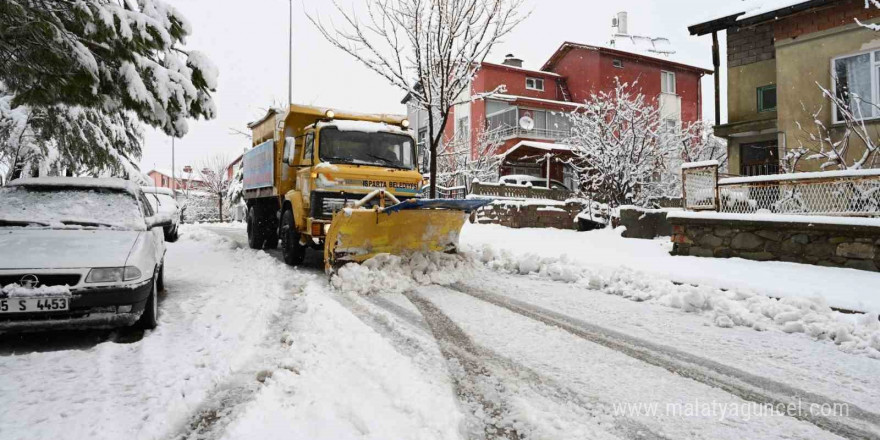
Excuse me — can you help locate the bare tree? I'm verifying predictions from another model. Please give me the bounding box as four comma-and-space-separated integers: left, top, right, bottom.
436, 125, 505, 190
307, 0, 527, 198
197, 154, 230, 222
789, 83, 880, 172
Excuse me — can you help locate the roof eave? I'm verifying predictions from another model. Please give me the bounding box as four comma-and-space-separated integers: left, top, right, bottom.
689, 0, 834, 35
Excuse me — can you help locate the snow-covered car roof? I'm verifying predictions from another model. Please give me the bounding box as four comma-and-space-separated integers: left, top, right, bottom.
10, 177, 142, 197
141, 186, 175, 196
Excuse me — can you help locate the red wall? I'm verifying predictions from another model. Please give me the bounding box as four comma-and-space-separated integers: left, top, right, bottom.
548, 47, 704, 124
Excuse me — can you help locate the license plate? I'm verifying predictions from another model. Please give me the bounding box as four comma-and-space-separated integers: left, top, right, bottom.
0, 297, 70, 314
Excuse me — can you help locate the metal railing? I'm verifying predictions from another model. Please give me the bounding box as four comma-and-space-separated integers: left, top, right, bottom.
681, 162, 880, 217
681, 161, 719, 211
436, 185, 467, 199
486, 107, 570, 141
470, 182, 572, 201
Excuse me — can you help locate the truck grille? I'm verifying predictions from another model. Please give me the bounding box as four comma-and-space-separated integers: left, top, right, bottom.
310, 192, 380, 219
0, 274, 81, 288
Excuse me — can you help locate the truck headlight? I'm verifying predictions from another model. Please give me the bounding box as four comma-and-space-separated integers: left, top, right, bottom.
86, 266, 142, 283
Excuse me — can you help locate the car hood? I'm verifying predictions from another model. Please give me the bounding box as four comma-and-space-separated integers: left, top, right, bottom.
0, 229, 141, 270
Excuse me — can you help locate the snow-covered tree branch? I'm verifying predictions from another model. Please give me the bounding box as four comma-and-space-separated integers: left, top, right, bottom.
0, 0, 217, 181
307, 0, 526, 197
436, 125, 505, 189
567, 80, 725, 207
197, 154, 230, 222
789, 83, 880, 171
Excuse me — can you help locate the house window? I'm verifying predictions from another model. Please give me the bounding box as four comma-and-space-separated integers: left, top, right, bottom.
757, 85, 777, 112
664, 118, 678, 131
526, 77, 544, 91
612, 59, 624, 68
832, 51, 880, 122
661, 71, 676, 94
456, 116, 470, 147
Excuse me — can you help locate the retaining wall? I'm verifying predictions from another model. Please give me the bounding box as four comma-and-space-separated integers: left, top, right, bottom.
668, 214, 880, 272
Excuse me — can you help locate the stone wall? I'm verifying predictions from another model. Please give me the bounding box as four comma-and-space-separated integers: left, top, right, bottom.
669, 216, 880, 272
619, 207, 675, 239
474, 201, 582, 230
727, 22, 775, 68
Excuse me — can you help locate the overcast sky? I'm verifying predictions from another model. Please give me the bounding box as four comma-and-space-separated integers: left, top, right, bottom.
140, 0, 730, 173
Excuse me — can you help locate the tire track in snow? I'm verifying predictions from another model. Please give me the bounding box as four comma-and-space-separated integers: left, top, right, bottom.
340, 292, 672, 440
448, 282, 880, 440
168, 278, 314, 440
402, 289, 527, 440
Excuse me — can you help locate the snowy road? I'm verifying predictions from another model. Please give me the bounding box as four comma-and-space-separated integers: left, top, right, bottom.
1, 224, 879, 440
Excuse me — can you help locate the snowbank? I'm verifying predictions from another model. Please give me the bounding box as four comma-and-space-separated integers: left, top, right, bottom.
331, 252, 480, 295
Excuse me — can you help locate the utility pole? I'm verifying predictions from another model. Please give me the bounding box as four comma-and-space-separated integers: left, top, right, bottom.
171, 137, 176, 200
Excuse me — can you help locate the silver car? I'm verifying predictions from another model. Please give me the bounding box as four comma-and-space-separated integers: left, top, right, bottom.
0, 177, 171, 332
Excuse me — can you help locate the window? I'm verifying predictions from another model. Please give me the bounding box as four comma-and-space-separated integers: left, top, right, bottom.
757, 85, 777, 112
456, 116, 469, 141
613, 59, 624, 68
832, 51, 880, 122
304, 132, 315, 162
319, 128, 416, 170
664, 118, 678, 131
526, 77, 545, 91
661, 71, 676, 94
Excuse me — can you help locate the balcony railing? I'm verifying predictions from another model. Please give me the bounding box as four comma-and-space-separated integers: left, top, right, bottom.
470, 182, 573, 201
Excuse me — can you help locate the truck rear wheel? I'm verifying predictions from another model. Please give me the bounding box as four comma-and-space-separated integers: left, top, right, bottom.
280, 209, 305, 265
247, 205, 264, 249
261, 203, 278, 250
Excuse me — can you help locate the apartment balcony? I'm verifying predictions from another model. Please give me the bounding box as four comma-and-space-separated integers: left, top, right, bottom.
485, 107, 572, 141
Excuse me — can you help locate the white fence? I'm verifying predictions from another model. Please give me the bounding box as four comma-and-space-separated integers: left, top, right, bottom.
681, 163, 880, 217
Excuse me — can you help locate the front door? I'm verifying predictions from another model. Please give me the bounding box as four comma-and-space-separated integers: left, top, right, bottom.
740, 141, 779, 176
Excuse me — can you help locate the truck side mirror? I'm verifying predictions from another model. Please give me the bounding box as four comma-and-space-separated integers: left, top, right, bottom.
285, 137, 296, 166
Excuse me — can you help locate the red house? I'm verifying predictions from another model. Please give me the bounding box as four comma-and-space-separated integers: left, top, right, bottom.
408, 35, 712, 191
146, 167, 206, 192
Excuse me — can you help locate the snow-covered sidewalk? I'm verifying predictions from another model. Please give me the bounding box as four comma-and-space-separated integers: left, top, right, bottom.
460, 223, 880, 313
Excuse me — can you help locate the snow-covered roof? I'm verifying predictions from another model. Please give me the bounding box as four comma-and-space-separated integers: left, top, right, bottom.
9, 177, 142, 198
148, 169, 205, 182
504, 140, 572, 157
481, 62, 562, 77
689, 0, 814, 35
610, 34, 676, 57
316, 120, 407, 134
541, 41, 713, 74
488, 94, 582, 108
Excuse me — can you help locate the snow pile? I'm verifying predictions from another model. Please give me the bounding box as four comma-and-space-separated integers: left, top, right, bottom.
1, 284, 71, 297
469, 244, 880, 359
331, 252, 481, 295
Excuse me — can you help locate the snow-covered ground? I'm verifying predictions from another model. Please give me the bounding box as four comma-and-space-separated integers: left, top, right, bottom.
2, 223, 879, 440
460, 223, 880, 313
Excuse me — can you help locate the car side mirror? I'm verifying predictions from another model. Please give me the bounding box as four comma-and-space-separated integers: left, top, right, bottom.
146, 214, 173, 230
285, 136, 297, 166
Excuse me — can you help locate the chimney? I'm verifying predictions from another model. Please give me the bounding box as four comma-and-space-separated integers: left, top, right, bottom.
502, 54, 523, 68
615, 11, 628, 35
183, 165, 192, 173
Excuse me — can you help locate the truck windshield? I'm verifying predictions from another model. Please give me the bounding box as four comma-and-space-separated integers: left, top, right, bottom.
319, 128, 416, 170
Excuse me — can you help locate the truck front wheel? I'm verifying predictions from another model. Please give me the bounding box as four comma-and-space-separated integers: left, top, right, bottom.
280, 209, 306, 265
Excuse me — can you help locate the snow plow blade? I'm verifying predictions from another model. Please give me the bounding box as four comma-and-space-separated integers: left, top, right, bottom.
324, 199, 492, 272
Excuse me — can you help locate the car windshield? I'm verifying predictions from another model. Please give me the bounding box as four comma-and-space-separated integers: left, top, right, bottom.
0, 186, 145, 230
319, 127, 416, 170
145, 193, 178, 214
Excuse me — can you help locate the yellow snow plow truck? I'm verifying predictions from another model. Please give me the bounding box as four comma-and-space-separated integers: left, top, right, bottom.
242, 104, 490, 272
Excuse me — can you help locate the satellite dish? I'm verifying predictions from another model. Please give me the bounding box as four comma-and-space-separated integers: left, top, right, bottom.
519, 115, 535, 131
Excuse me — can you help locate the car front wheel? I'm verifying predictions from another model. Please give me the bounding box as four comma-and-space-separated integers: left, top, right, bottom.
134, 271, 159, 330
